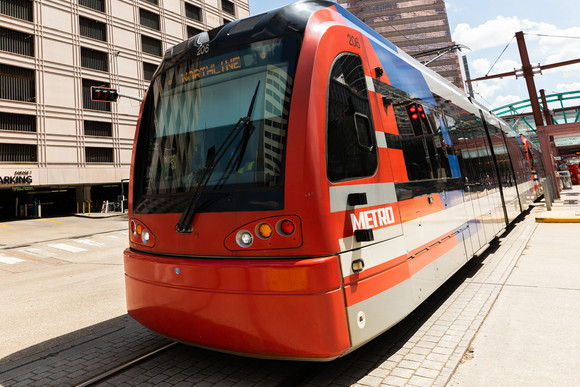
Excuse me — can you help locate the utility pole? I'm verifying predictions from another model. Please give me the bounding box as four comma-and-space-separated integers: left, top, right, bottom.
514, 32, 543, 127
514, 32, 558, 203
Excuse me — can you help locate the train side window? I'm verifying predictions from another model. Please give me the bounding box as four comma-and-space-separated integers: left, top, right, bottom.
326, 53, 377, 182
354, 113, 373, 149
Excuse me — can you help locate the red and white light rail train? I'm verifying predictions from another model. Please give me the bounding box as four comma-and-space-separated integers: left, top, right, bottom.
124, 1, 543, 360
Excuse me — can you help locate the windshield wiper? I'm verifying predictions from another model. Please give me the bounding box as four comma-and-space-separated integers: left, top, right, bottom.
175, 81, 261, 233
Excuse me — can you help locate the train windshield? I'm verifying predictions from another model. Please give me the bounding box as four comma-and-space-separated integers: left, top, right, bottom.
134, 37, 297, 214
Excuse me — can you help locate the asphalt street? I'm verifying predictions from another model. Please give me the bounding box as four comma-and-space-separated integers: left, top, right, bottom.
0, 215, 128, 361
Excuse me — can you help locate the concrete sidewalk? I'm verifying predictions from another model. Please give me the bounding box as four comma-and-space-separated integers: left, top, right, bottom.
535, 184, 580, 222
448, 186, 580, 386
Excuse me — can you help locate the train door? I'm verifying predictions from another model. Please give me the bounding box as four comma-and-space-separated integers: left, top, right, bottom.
472, 124, 503, 240
320, 26, 409, 349
458, 124, 487, 251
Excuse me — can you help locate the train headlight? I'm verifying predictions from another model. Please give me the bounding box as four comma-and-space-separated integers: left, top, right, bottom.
141, 229, 150, 244
236, 230, 253, 248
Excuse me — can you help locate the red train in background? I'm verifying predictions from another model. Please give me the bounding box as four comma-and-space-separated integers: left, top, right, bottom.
124, 1, 543, 360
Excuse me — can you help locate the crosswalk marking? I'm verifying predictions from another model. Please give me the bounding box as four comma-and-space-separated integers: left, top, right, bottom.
74, 239, 105, 247
0, 255, 25, 265
2, 233, 124, 265
47, 243, 87, 253
18, 248, 56, 258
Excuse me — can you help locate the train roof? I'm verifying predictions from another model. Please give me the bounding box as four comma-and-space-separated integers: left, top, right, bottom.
160, 1, 332, 68
157, 1, 515, 132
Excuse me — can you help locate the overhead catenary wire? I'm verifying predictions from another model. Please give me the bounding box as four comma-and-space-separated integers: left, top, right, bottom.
485, 35, 515, 77
526, 33, 580, 40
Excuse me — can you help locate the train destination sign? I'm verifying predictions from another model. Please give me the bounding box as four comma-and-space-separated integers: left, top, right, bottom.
176, 56, 242, 85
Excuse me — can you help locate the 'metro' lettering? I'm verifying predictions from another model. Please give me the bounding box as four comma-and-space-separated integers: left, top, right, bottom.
351, 206, 395, 231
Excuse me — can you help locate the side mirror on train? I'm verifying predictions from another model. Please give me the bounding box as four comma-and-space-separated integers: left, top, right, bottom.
382, 96, 393, 108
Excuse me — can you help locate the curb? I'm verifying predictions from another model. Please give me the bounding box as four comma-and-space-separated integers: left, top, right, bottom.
73, 213, 125, 219
535, 217, 580, 223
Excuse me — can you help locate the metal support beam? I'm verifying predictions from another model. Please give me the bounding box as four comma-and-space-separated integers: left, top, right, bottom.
515, 32, 561, 201
540, 89, 554, 126
515, 32, 544, 128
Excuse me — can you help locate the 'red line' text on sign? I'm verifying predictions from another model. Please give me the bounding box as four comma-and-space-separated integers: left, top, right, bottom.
176, 56, 242, 84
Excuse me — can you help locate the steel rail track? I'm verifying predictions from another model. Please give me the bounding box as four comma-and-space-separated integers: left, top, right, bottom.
74, 341, 178, 387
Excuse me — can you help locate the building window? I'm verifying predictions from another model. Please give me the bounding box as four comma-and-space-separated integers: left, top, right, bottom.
0, 0, 33, 22
79, 16, 107, 42
223, 18, 232, 25
81, 47, 108, 72
79, 0, 105, 13
86, 147, 113, 163
143, 62, 157, 81
84, 120, 111, 137
0, 143, 37, 162
139, 8, 160, 31
187, 25, 202, 37
82, 79, 110, 111
141, 35, 161, 57
0, 63, 35, 102
142, 0, 158, 5
185, 3, 201, 21
0, 112, 36, 132
0, 27, 34, 57
221, 0, 234, 16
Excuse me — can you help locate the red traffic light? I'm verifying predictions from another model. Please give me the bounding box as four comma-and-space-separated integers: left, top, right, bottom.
91, 86, 118, 102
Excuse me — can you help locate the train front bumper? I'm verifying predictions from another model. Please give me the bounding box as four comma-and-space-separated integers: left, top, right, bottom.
124, 248, 350, 360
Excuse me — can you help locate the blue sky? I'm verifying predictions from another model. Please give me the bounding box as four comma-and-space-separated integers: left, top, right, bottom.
248, 0, 580, 110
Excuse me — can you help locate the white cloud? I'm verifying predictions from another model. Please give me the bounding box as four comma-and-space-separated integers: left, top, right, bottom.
544, 63, 580, 79
453, 16, 558, 52
536, 27, 580, 65
471, 79, 503, 101
453, 16, 524, 50
555, 81, 580, 92
492, 94, 522, 109
492, 59, 521, 74
471, 58, 491, 75
468, 58, 520, 78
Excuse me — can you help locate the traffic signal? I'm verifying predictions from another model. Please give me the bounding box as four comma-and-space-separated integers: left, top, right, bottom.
406, 103, 423, 136
91, 86, 118, 102
405, 103, 433, 136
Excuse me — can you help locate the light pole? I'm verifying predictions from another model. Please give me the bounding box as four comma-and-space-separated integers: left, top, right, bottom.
112, 50, 121, 91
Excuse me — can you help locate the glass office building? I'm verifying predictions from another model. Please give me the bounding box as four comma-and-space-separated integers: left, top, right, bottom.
338, 0, 463, 88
